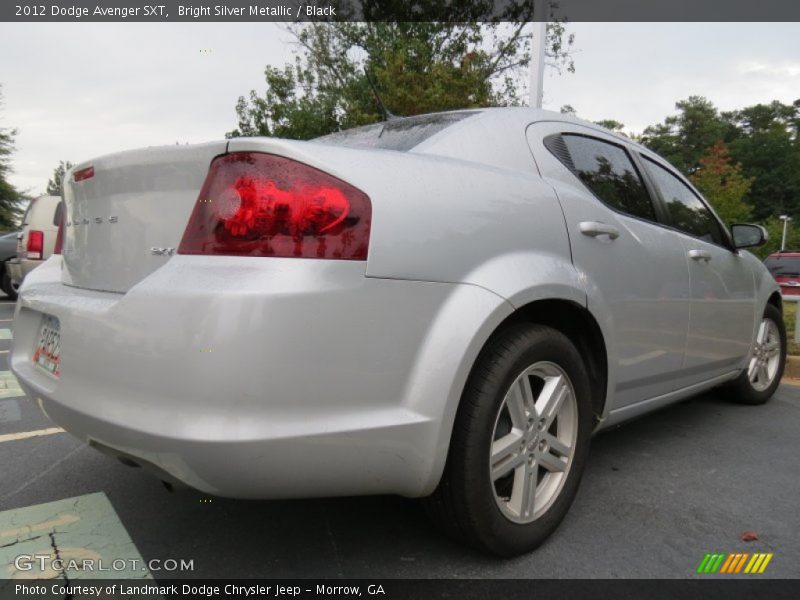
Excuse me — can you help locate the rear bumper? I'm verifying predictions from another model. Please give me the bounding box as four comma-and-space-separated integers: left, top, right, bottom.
11, 255, 510, 498
7, 257, 42, 288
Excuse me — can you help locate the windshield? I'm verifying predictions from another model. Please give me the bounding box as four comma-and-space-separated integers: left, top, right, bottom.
313, 111, 479, 152
764, 256, 800, 276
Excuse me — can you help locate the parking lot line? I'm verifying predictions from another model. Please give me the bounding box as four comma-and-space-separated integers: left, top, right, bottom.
0, 427, 64, 443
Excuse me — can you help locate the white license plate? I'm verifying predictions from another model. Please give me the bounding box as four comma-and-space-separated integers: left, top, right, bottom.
33, 315, 61, 377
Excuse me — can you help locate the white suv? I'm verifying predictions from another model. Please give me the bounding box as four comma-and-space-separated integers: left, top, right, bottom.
7, 195, 63, 293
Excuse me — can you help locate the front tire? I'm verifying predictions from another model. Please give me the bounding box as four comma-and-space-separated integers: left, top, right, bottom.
424, 323, 593, 556
726, 303, 786, 405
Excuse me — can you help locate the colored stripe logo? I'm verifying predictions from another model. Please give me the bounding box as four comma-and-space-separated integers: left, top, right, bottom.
697, 552, 773, 574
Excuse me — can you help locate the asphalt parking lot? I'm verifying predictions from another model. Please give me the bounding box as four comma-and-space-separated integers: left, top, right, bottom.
1, 294, 799, 581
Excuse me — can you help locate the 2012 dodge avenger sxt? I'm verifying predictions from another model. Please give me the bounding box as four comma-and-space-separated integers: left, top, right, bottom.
11, 109, 785, 555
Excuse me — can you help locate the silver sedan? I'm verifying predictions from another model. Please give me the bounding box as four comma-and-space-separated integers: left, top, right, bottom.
10, 108, 784, 556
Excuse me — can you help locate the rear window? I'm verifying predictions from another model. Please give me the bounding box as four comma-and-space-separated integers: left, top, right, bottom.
20, 199, 35, 226
313, 112, 479, 152
765, 256, 800, 276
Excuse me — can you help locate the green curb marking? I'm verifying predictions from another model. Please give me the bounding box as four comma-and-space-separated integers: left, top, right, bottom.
0, 492, 151, 580
0, 371, 25, 400
0, 329, 12, 340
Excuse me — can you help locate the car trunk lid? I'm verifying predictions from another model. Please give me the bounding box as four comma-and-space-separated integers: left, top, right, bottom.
61, 141, 228, 293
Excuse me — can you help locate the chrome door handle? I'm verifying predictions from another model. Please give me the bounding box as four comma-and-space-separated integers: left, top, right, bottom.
579, 221, 620, 240
688, 249, 712, 262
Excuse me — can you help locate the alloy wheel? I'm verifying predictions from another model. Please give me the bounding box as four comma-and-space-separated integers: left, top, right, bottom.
748, 317, 782, 392
489, 361, 578, 524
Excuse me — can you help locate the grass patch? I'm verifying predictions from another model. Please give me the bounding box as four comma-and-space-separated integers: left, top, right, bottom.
784, 300, 799, 356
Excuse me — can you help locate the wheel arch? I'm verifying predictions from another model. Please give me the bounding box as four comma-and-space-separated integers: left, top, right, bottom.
767, 291, 782, 313
493, 298, 609, 425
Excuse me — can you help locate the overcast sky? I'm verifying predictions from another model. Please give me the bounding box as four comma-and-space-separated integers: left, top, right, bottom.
1, 22, 798, 195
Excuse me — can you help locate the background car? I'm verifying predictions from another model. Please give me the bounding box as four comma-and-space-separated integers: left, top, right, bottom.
7, 195, 62, 294
10, 109, 785, 556
764, 251, 800, 296
0, 230, 21, 299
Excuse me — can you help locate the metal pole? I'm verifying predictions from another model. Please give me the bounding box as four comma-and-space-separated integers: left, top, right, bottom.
529, 2, 548, 108
781, 215, 791, 251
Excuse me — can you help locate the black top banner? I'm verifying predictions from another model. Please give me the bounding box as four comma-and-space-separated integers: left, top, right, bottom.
3, 0, 800, 22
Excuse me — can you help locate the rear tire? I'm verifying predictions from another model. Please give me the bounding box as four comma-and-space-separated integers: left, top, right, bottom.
726, 303, 785, 405
0, 264, 16, 301
424, 323, 593, 556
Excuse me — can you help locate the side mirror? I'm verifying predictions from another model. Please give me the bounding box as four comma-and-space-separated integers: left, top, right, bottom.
731, 224, 768, 249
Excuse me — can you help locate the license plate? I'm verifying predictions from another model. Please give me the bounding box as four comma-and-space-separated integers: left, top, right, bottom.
33, 315, 61, 377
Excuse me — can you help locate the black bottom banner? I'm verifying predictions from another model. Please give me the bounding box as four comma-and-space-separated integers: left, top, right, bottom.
1, 579, 799, 600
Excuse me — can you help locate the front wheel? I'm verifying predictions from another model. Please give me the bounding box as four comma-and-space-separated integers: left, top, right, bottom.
726, 303, 786, 405
424, 323, 593, 556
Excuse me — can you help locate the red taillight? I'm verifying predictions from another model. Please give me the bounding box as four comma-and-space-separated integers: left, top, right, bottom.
73, 166, 94, 182
178, 152, 371, 260
27, 230, 44, 260
54, 215, 64, 255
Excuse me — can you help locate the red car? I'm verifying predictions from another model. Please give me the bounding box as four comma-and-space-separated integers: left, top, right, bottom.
764, 251, 800, 296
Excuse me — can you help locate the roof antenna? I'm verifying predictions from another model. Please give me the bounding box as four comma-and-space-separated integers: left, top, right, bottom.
364, 68, 400, 121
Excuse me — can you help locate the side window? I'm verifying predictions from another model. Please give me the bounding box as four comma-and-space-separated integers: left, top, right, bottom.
53, 201, 64, 227
547, 134, 657, 222
642, 158, 725, 246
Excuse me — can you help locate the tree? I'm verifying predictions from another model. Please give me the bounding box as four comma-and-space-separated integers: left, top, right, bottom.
638, 96, 800, 222
689, 142, 752, 225
229, 8, 575, 139
724, 101, 800, 221
0, 84, 24, 229
639, 96, 732, 175
46, 160, 74, 197
753, 216, 800, 259
593, 119, 625, 133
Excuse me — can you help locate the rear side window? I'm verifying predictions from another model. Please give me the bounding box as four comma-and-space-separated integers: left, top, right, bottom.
642, 158, 725, 246
548, 134, 657, 222
765, 256, 800, 276
313, 112, 478, 152
53, 201, 64, 227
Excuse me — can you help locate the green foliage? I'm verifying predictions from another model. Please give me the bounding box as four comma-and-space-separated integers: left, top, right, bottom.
689, 142, 752, 226
0, 85, 24, 229
229, 14, 574, 140
637, 96, 800, 238
724, 101, 800, 221
639, 96, 732, 175
752, 216, 800, 259
593, 119, 624, 132
45, 160, 74, 197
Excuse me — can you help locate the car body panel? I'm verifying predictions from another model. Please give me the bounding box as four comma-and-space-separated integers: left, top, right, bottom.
12, 255, 512, 497
526, 121, 691, 409
63, 142, 228, 293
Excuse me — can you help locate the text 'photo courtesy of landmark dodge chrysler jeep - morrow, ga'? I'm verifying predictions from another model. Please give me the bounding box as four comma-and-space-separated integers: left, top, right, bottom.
11, 108, 785, 556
